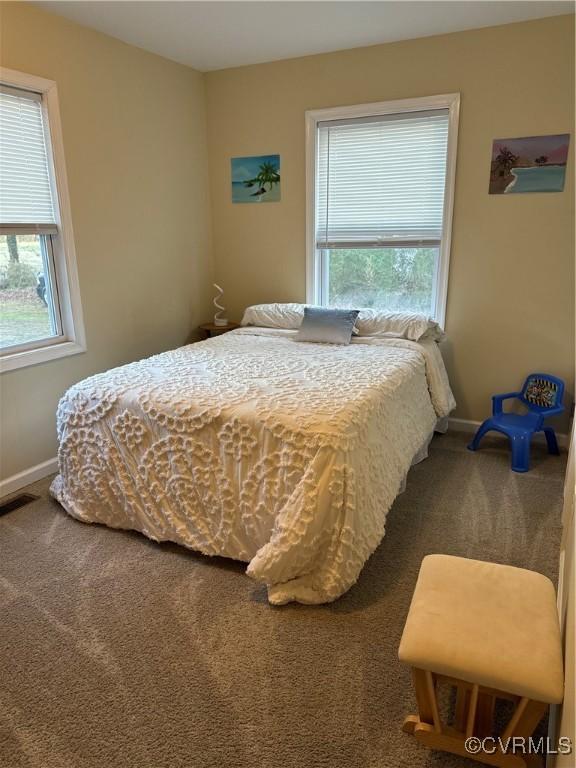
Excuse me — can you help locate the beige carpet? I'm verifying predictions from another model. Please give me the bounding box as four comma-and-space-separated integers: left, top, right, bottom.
0, 433, 566, 768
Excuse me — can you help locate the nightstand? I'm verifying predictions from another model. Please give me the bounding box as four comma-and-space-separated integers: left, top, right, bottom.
199, 322, 240, 339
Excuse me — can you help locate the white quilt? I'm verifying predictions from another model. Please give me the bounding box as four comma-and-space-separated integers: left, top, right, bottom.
51, 328, 455, 605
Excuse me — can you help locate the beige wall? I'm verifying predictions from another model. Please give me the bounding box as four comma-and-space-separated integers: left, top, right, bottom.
205, 15, 575, 429
0, 2, 214, 482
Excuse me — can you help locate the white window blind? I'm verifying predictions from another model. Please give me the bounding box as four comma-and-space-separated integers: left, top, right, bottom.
316, 109, 449, 248
0, 84, 57, 234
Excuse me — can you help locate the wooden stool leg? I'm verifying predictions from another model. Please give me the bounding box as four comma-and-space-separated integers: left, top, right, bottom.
402, 668, 441, 734
413, 668, 441, 729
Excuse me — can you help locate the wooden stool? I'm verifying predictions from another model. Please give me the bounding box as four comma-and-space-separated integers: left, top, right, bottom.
398, 555, 564, 768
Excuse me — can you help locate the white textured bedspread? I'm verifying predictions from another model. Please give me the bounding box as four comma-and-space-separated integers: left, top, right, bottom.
51, 328, 455, 604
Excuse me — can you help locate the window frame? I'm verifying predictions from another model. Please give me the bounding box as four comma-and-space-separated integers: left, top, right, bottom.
0, 67, 86, 373
305, 93, 460, 326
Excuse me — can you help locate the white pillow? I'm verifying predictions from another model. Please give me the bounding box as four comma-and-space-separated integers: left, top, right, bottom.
355, 309, 446, 342
241, 303, 305, 330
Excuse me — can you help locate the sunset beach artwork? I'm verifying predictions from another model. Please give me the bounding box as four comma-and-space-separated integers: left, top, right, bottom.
231, 154, 281, 203
489, 134, 570, 194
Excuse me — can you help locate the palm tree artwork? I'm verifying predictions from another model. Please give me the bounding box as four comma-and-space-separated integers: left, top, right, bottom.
489, 134, 570, 194
231, 155, 281, 203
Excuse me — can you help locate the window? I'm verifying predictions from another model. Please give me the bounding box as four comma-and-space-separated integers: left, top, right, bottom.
0, 69, 85, 372
306, 95, 459, 324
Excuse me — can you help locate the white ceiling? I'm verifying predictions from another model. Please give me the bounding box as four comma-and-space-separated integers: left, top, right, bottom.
37, 1, 574, 72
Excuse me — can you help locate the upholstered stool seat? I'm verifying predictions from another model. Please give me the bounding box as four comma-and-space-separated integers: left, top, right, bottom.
398, 555, 564, 768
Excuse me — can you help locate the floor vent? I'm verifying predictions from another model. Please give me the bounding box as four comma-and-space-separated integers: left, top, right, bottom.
0, 493, 39, 516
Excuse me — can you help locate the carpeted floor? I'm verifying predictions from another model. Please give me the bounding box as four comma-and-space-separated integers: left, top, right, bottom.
0, 433, 566, 768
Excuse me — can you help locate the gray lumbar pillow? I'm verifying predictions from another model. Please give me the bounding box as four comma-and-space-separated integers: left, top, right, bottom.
295, 306, 360, 345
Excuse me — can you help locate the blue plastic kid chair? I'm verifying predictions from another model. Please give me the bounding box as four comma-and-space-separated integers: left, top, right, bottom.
467, 373, 565, 473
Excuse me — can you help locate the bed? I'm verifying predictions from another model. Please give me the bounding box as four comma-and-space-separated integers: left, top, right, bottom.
51, 318, 455, 605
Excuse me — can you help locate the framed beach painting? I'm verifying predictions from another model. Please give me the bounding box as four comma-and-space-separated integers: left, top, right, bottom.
231, 154, 281, 203
489, 134, 570, 194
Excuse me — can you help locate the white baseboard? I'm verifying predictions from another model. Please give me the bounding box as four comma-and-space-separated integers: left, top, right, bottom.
0, 457, 58, 500
448, 417, 569, 449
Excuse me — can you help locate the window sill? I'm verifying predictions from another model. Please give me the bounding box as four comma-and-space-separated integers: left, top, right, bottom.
0, 339, 86, 373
